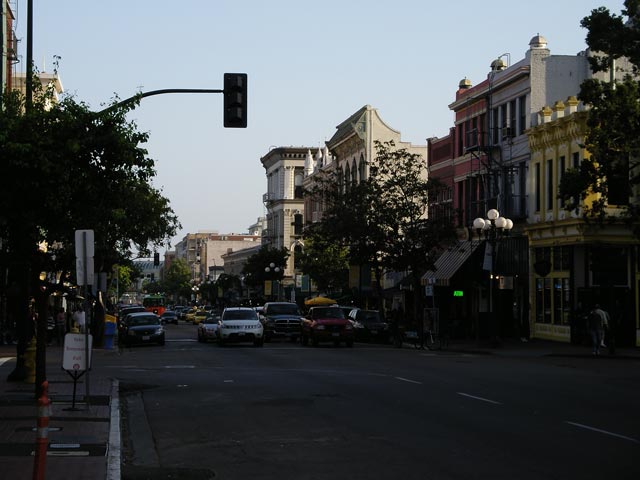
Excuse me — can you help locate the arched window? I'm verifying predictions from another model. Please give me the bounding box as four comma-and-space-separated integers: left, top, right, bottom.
345, 165, 351, 192
358, 154, 366, 182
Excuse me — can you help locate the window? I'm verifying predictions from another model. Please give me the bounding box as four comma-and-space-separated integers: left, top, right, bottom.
572, 152, 580, 168
534, 163, 541, 212
518, 95, 527, 135
492, 108, 499, 145
458, 122, 464, 155
500, 104, 508, 141
509, 99, 516, 135
558, 156, 566, 208
358, 154, 366, 182
546, 159, 553, 211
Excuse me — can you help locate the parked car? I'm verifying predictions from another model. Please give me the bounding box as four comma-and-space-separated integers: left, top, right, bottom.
184, 307, 198, 323
197, 313, 220, 342
348, 309, 390, 343
192, 309, 208, 325
301, 306, 354, 347
160, 310, 179, 325
117, 305, 145, 323
261, 302, 303, 342
118, 312, 165, 346
217, 307, 264, 346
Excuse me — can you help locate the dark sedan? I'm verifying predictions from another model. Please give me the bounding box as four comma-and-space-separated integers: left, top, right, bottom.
160, 310, 179, 325
348, 309, 391, 343
118, 312, 165, 346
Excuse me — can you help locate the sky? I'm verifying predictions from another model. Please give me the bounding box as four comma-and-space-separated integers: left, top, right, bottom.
12, 0, 626, 253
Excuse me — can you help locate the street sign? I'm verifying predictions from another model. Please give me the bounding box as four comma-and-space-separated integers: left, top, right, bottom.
76, 257, 95, 286
62, 333, 93, 372
74, 230, 95, 258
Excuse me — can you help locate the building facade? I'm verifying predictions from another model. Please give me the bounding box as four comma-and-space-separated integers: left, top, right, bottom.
260, 146, 309, 287
425, 35, 631, 342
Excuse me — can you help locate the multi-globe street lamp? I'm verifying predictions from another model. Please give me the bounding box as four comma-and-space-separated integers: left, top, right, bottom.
473, 208, 513, 346
264, 263, 281, 301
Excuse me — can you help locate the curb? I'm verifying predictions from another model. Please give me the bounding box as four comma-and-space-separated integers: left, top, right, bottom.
107, 379, 121, 480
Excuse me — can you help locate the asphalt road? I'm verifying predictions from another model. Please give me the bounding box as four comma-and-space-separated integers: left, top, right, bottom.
100, 323, 640, 480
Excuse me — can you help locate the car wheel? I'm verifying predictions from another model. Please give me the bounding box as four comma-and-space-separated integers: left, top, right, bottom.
254, 338, 264, 347
346, 340, 354, 348
219, 338, 225, 346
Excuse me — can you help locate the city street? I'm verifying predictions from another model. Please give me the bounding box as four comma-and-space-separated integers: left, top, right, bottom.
102, 324, 640, 480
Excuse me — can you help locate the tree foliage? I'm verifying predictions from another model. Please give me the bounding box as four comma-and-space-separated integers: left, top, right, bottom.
241, 246, 290, 288
0, 79, 180, 280
307, 140, 456, 309
161, 258, 192, 300
297, 224, 349, 294
559, 1, 640, 234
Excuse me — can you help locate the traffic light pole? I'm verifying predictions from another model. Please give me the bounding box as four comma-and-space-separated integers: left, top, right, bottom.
97, 88, 223, 115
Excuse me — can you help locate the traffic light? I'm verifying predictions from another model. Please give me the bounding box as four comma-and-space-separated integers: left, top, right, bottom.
223, 73, 247, 128
153, 252, 160, 266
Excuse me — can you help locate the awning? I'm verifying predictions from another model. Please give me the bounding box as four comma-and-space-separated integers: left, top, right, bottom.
421, 241, 482, 287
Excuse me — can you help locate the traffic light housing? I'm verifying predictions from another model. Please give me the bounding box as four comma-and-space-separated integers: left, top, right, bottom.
153, 252, 160, 266
223, 73, 247, 128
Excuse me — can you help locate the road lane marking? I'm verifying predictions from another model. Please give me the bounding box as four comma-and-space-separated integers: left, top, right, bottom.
0, 357, 15, 366
163, 365, 195, 369
395, 376, 422, 384
223, 380, 234, 383
457, 392, 502, 405
564, 421, 640, 444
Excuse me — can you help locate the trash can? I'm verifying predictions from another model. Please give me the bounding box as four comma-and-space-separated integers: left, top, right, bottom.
103, 321, 116, 350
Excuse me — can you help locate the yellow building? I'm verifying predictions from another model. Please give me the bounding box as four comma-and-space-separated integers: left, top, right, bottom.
526, 97, 639, 346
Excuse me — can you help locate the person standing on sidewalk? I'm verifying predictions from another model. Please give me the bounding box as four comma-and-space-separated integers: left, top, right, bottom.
587, 304, 608, 355
72, 306, 86, 333
55, 308, 66, 345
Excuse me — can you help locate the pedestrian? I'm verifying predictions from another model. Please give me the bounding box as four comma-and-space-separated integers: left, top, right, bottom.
593, 304, 610, 348
587, 304, 608, 355
55, 308, 66, 345
73, 306, 86, 333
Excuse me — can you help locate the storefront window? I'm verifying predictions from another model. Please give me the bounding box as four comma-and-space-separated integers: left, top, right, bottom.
544, 278, 552, 323
536, 278, 543, 323
553, 278, 562, 324
562, 278, 571, 325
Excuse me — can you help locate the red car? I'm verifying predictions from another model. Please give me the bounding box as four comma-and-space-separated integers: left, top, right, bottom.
301, 306, 354, 347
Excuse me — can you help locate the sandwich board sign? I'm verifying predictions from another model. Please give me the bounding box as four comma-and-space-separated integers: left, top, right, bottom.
63, 333, 93, 372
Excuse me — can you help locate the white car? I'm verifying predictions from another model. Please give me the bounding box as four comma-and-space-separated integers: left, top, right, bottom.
217, 307, 264, 347
197, 314, 220, 342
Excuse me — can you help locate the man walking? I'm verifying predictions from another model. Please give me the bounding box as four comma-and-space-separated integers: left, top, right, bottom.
587, 304, 609, 355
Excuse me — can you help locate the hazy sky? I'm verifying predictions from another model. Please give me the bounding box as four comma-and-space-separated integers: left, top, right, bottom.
13, 0, 625, 251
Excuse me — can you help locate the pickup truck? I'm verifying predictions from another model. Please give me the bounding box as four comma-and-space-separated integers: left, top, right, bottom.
261, 302, 303, 342
301, 306, 354, 347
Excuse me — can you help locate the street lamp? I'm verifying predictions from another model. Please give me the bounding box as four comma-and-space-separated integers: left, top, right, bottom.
473, 209, 513, 346
264, 263, 281, 301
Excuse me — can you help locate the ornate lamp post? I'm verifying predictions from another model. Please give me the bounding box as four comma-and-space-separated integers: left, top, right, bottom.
473, 209, 513, 346
264, 263, 281, 301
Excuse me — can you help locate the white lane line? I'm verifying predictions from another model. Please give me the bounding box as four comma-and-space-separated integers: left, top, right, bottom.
223, 380, 234, 383
564, 421, 640, 444
163, 365, 195, 369
457, 392, 502, 405
395, 376, 422, 384
0, 357, 15, 367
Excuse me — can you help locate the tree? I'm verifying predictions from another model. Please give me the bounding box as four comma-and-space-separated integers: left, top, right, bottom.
559, 1, 640, 234
161, 258, 192, 302
0, 75, 180, 385
310, 140, 456, 317
242, 246, 290, 293
297, 224, 349, 295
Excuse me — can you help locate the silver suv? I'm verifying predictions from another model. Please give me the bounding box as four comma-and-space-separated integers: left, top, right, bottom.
217, 307, 264, 347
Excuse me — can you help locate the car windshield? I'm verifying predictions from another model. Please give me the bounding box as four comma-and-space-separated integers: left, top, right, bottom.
128, 316, 159, 326
312, 308, 345, 319
223, 309, 258, 321
360, 311, 381, 323
268, 304, 301, 315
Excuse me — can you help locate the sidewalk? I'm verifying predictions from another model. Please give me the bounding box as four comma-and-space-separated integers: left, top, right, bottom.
0, 342, 120, 480
408, 336, 640, 359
